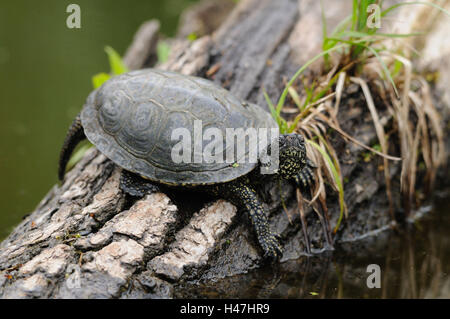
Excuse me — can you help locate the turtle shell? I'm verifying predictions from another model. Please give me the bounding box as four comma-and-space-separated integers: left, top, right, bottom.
81, 69, 277, 186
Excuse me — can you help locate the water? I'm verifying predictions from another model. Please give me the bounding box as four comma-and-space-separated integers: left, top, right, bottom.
0, 0, 197, 239
176, 193, 450, 298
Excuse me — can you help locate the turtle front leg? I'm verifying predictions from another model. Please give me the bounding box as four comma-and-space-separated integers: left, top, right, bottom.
293, 158, 316, 189
217, 181, 283, 259
120, 170, 160, 197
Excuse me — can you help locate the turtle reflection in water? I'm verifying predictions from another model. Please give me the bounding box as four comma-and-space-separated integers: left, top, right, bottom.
58, 69, 321, 259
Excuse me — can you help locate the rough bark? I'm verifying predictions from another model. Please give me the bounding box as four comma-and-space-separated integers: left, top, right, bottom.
0, 0, 448, 298
176, 0, 236, 39
123, 20, 160, 70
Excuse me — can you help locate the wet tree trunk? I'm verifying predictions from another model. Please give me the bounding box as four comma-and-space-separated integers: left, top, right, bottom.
0, 0, 448, 298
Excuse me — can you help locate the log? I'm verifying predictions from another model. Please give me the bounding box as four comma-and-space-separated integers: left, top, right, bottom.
0, 0, 448, 298
176, 0, 236, 39
123, 20, 160, 70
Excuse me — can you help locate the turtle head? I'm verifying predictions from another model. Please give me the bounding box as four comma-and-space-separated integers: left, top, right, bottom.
278, 133, 307, 179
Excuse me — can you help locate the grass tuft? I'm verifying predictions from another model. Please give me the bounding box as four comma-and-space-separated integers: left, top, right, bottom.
267, 0, 447, 236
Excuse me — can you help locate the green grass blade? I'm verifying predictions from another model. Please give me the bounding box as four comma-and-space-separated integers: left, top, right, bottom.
288, 87, 303, 110
357, 0, 378, 32
366, 45, 399, 98
322, 37, 400, 97
320, 0, 329, 64
320, 0, 328, 40
306, 139, 346, 233
376, 32, 424, 38
263, 90, 279, 122
288, 116, 301, 133
330, 14, 352, 37
276, 44, 346, 112
382, 1, 450, 18
264, 89, 288, 133
316, 133, 342, 184
280, 120, 288, 134
337, 30, 424, 39
352, 0, 358, 31
357, 0, 367, 32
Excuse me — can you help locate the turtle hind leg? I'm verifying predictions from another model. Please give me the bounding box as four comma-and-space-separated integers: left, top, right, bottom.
58, 113, 86, 181
120, 170, 160, 197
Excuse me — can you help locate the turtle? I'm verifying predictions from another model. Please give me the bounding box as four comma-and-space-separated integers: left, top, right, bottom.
58, 68, 316, 259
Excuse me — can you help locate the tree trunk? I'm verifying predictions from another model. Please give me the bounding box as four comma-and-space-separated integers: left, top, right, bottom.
0, 0, 448, 298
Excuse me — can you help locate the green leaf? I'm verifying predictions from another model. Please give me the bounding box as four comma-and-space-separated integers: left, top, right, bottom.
391, 59, 403, 78
157, 41, 170, 63
187, 32, 198, 42
92, 72, 111, 89
372, 143, 382, 152
104, 46, 128, 75
66, 141, 94, 171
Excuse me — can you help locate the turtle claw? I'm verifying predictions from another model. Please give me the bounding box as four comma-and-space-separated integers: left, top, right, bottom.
260, 233, 283, 260
306, 158, 318, 168
294, 159, 317, 190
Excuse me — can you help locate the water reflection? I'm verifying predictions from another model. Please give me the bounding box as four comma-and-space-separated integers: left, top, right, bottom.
176, 196, 450, 298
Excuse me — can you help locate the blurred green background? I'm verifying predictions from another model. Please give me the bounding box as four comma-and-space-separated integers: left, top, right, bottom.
0, 0, 198, 239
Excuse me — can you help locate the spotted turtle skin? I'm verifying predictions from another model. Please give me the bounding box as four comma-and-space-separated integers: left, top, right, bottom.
59, 68, 316, 259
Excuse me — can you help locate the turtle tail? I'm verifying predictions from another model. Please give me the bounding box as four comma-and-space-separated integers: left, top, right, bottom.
58, 113, 86, 181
